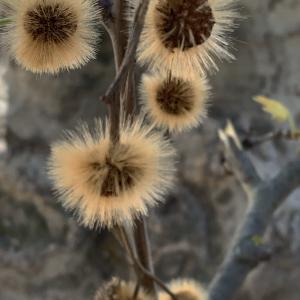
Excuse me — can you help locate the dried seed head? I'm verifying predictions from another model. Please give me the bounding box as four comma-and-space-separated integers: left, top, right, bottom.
94, 278, 152, 300
1, 0, 101, 73
48, 118, 176, 228
159, 279, 207, 300
137, 0, 239, 78
156, 76, 195, 115
155, 0, 215, 51
141, 73, 210, 133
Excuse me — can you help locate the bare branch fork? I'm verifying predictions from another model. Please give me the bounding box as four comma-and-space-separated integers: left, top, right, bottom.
115, 226, 177, 300
208, 122, 300, 300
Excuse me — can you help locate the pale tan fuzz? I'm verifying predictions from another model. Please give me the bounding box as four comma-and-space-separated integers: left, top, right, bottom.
1, 0, 101, 73
94, 278, 152, 300
159, 279, 207, 300
48, 118, 176, 228
136, 0, 239, 78
140, 73, 210, 133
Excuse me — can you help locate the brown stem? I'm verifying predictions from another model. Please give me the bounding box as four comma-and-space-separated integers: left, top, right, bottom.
118, 226, 176, 300
102, 1, 158, 298
113, 227, 138, 273
102, 0, 150, 105
132, 281, 141, 300
134, 217, 157, 295
113, 0, 128, 68
103, 0, 129, 143
124, 65, 137, 119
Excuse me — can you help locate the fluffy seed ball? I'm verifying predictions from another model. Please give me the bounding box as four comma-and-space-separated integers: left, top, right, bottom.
137, 0, 239, 78
140, 73, 210, 133
48, 118, 176, 228
159, 279, 207, 300
94, 278, 152, 300
1, 0, 101, 73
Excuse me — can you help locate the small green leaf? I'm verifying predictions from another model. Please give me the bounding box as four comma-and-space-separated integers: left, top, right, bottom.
251, 235, 264, 246
254, 96, 296, 132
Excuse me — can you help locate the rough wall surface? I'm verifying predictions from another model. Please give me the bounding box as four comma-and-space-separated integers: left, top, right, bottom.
1, 1, 300, 299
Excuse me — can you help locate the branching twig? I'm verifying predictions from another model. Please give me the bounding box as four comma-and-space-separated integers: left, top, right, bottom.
101, 0, 149, 143
102, 0, 149, 105
117, 226, 176, 300
208, 122, 300, 300
101, 2, 159, 298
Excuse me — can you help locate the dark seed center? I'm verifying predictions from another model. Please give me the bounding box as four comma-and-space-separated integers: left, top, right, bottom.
88, 145, 142, 198
155, 0, 215, 51
156, 76, 194, 115
24, 4, 78, 43
101, 161, 137, 197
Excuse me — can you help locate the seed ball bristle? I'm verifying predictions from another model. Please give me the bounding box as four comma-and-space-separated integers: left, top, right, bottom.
48, 118, 176, 228
141, 73, 210, 133
1, 0, 101, 73
155, 0, 215, 51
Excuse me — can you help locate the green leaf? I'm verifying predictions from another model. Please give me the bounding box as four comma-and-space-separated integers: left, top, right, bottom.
251, 235, 264, 246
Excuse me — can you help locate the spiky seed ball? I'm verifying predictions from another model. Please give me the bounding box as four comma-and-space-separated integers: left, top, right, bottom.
94, 278, 152, 300
137, 0, 239, 78
48, 118, 176, 229
1, 0, 101, 73
159, 279, 207, 300
140, 73, 210, 133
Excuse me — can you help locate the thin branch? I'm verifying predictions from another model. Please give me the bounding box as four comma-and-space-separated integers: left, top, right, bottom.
118, 226, 176, 300
102, 2, 158, 299
113, 227, 139, 274
100, 0, 127, 70
102, 0, 128, 143
134, 217, 157, 295
112, 0, 128, 69
102, 0, 150, 105
101, 0, 149, 144
209, 122, 300, 300
124, 65, 137, 118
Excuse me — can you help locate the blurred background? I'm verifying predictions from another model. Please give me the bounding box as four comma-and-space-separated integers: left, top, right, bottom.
1, 0, 300, 299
